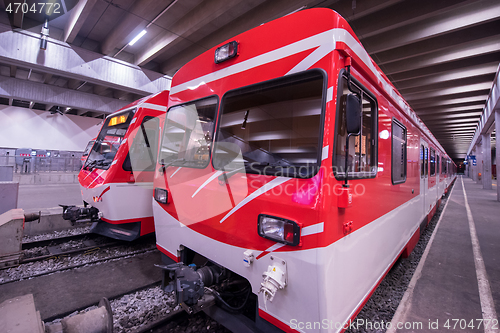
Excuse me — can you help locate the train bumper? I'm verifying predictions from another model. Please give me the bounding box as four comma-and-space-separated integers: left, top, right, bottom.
90, 220, 141, 241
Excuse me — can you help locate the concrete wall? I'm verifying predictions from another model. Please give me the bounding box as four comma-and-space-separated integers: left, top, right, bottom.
13, 172, 80, 185
0, 182, 18, 215
0, 105, 101, 151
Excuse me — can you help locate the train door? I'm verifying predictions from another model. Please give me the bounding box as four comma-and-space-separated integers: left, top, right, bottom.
436, 153, 440, 198
420, 141, 429, 217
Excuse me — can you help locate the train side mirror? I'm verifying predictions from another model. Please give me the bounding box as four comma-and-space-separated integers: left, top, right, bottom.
346, 93, 361, 135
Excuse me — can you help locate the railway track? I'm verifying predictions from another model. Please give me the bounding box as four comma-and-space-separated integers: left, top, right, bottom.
0, 233, 157, 284
22, 232, 100, 250
45, 282, 233, 333
9, 231, 241, 332
21, 233, 119, 263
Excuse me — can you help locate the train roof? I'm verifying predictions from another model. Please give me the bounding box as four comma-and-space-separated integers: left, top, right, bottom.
170, 8, 450, 158
105, 90, 169, 119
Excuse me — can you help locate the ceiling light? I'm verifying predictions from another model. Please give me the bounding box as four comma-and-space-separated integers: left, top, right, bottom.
129, 30, 147, 46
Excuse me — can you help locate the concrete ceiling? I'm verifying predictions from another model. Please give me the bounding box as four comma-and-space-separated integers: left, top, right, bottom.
0, 0, 499, 160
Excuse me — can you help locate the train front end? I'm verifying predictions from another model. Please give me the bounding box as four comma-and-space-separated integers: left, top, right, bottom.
152, 9, 359, 332
77, 92, 167, 240
153, 7, 457, 332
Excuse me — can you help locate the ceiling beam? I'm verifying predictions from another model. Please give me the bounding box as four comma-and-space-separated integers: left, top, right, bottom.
419, 111, 483, 120
101, 0, 168, 56
372, 18, 500, 65
393, 62, 499, 89
67, 78, 83, 90
63, 0, 98, 43
361, 0, 500, 54
422, 116, 481, 125
399, 74, 494, 96
42, 73, 53, 84
327, 0, 404, 22
433, 129, 477, 134
410, 95, 489, 109
381, 35, 500, 75
351, 0, 472, 39
9, 65, 16, 78
159, 0, 320, 75
0, 22, 171, 95
11, 5, 24, 28
404, 82, 492, 101
428, 123, 479, 130
0, 76, 128, 114
415, 105, 484, 115
135, 0, 267, 66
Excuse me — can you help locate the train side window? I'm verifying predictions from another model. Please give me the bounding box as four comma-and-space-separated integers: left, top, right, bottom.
425, 147, 428, 177
420, 145, 424, 178
333, 72, 378, 179
391, 118, 406, 184
436, 154, 440, 175
430, 148, 436, 176
123, 116, 160, 172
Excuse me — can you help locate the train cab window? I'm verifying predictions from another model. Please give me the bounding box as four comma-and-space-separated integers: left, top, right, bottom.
213, 70, 325, 178
430, 148, 436, 176
123, 116, 160, 172
85, 109, 136, 170
160, 97, 218, 169
333, 72, 378, 179
391, 119, 406, 184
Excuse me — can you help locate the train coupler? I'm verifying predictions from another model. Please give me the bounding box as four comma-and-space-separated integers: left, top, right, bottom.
61, 205, 100, 223
156, 262, 224, 314
180, 293, 216, 315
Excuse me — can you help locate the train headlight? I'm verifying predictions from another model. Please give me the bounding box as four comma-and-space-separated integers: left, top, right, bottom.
214, 41, 238, 64
258, 215, 300, 246
154, 188, 169, 204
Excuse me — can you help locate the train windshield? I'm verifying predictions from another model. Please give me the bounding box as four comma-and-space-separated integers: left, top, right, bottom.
82, 140, 95, 157
159, 97, 217, 168
213, 70, 325, 178
85, 109, 136, 170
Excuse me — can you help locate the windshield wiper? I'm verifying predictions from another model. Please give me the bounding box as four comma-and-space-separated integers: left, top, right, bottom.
159, 158, 186, 174
218, 166, 246, 184
84, 159, 105, 171
248, 161, 291, 168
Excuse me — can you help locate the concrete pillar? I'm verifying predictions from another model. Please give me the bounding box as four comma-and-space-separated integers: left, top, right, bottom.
482, 133, 492, 189
496, 110, 500, 201
477, 142, 483, 185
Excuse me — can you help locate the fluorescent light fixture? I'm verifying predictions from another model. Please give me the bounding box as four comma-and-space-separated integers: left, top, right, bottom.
129, 30, 147, 46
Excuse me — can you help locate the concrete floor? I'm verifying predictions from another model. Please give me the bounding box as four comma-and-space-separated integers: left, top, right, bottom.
18, 183, 83, 213
392, 176, 500, 333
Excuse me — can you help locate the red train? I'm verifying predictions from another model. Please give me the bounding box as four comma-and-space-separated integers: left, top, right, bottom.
63, 91, 168, 241
152, 9, 456, 332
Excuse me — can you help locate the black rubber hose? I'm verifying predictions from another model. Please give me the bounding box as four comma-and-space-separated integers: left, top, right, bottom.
206, 286, 252, 313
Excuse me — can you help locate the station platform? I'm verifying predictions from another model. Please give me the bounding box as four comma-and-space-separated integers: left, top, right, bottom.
390, 176, 499, 332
